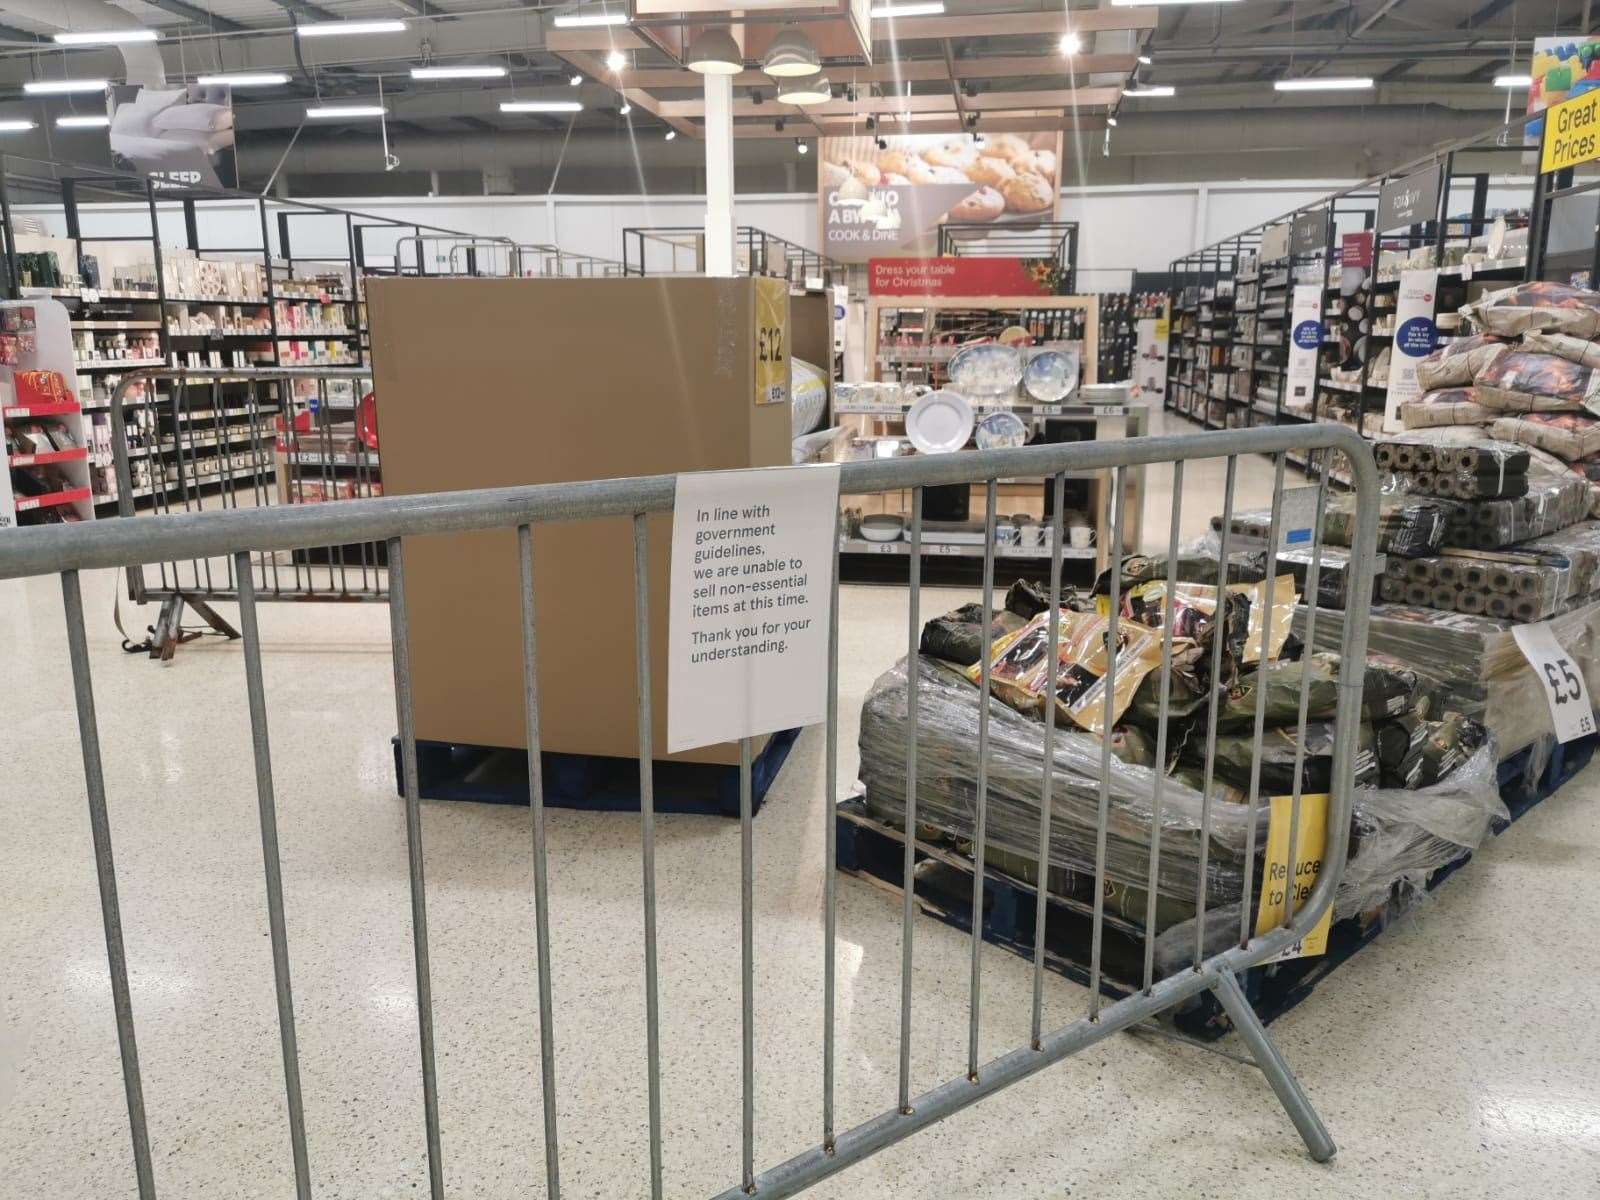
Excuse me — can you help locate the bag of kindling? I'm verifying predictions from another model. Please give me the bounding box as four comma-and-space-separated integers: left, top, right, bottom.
1472, 351, 1600, 415
1462, 281, 1600, 339
1415, 333, 1506, 391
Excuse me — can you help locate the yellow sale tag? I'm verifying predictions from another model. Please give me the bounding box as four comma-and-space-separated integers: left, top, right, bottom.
1254, 792, 1332, 962
1542, 90, 1600, 174
753, 276, 789, 407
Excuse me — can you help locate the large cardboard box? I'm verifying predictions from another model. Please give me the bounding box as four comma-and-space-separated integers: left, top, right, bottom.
369, 276, 796, 765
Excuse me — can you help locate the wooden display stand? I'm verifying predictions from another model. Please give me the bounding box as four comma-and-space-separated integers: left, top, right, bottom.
842, 290, 1142, 580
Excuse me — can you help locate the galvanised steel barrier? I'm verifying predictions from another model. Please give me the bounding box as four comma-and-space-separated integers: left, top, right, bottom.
0, 422, 1379, 1199
107, 366, 383, 656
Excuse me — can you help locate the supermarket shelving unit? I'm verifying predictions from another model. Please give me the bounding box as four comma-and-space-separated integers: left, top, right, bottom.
0, 154, 507, 515
620, 225, 836, 290
1166, 117, 1540, 483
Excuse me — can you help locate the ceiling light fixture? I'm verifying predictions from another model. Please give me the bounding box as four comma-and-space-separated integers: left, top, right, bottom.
570, 73, 583, 86
619, 100, 632, 114
53, 29, 158, 45
665, 129, 676, 140
500, 100, 583, 112
410, 65, 508, 80
1106, 115, 1118, 126
1122, 85, 1175, 97
297, 20, 407, 37
197, 72, 291, 87
0, 120, 35, 132
796, 138, 807, 154
606, 50, 627, 71
56, 114, 111, 128
1059, 32, 1082, 55
551, 10, 626, 26
1273, 76, 1374, 91
306, 103, 388, 118
686, 26, 743, 75
1138, 54, 1153, 65
1494, 74, 1533, 88
762, 24, 821, 77
776, 74, 831, 105
23, 79, 107, 95
870, 2, 945, 16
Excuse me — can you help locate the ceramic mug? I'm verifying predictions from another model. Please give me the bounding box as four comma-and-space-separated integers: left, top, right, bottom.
1068, 524, 1094, 549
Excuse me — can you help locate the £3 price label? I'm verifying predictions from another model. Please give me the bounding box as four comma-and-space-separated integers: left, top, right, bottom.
1513, 621, 1596, 743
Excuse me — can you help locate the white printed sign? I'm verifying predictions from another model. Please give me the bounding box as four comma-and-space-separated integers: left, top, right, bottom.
1276, 485, 1320, 551
1285, 284, 1321, 409
668, 464, 842, 753
1512, 621, 1596, 744
1382, 268, 1439, 433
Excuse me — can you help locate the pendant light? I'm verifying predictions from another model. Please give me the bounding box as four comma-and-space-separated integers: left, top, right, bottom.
763, 25, 820, 77
687, 26, 743, 75
777, 74, 831, 105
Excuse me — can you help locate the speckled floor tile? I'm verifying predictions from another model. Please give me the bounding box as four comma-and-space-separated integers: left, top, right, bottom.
3, 441, 1597, 1197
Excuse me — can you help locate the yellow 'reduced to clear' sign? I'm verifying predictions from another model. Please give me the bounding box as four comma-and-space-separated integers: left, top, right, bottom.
1254, 793, 1332, 963
753, 276, 789, 407
1542, 90, 1600, 175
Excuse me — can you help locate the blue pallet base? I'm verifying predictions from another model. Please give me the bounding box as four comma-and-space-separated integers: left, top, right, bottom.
393, 727, 801, 818
836, 728, 1597, 1041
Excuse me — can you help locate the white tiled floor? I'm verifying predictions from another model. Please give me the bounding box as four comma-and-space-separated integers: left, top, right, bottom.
2, 429, 1598, 1198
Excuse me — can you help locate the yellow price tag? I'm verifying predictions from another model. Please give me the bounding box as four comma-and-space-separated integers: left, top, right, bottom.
1254, 792, 1332, 962
1541, 90, 1600, 174
753, 276, 788, 407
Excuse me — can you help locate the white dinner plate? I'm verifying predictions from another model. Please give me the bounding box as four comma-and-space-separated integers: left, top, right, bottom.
905, 389, 975, 455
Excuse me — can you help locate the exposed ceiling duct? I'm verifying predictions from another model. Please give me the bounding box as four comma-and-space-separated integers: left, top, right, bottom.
3, 0, 166, 87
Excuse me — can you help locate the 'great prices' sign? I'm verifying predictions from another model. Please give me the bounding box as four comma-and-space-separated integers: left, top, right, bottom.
1542, 89, 1600, 174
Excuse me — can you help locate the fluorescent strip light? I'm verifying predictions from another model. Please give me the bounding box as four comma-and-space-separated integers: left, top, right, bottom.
297, 20, 406, 37
500, 100, 583, 112
306, 104, 388, 118
1122, 86, 1175, 97
871, 2, 945, 15
54, 29, 159, 45
56, 115, 111, 128
197, 72, 291, 87
0, 120, 36, 132
1495, 74, 1533, 88
1274, 76, 1374, 91
551, 11, 626, 26
411, 65, 508, 80
23, 79, 107, 95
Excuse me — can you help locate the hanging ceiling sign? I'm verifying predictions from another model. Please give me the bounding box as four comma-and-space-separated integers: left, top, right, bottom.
1376, 163, 1442, 232
1291, 207, 1329, 257
1259, 223, 1291, 263
1541, 88, 1600, 174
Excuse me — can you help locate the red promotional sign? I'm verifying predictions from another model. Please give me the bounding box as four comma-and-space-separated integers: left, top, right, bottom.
1340, 231, 1374, 269
868, 256, 1059, 297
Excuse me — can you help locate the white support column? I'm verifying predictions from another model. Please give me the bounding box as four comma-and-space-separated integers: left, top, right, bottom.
703, 72, 736, 277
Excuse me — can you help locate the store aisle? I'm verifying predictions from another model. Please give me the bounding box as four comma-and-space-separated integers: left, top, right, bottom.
1, 546, 1597, 1200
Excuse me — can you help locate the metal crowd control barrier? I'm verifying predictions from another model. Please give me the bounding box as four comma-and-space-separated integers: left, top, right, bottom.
108, 366, 384, 657
0, 423, 1379, 1198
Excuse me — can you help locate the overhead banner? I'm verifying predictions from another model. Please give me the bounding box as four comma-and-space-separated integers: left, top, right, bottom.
1377, 163, 1442, 232
1540, 89, 1600, 174
1285, 284, 1321, 409
1259, 223, 1291, 263
819, 132, 1062, 263
1383, 268, 1439, 432
867, 256, 1065, 297
1291, 208, 1328, 258
108, 82, 237, 189
1526, 36, 1600, 145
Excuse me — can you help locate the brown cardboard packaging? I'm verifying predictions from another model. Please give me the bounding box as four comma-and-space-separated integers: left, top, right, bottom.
369, 276, 797, 765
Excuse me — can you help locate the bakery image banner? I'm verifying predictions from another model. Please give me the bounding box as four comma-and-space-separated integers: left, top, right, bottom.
819, 131, 1062, 263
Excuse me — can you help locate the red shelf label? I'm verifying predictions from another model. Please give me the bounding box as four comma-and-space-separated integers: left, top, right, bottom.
14, 485, 91, 512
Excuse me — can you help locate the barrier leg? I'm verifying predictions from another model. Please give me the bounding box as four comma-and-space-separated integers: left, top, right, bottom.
1210, 967, 1336, 1162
